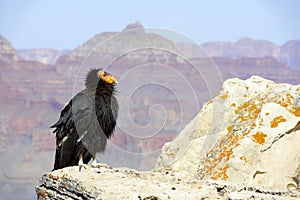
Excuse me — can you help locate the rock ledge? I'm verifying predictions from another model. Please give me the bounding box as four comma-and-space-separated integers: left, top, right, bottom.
36, 164, 300, 200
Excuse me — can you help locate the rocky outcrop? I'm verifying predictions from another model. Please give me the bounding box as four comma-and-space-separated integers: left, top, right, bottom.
155, 76, 300, 192
0, 34, 20, 65
0, 35, 54, 71
123, 21, 145, 33
37, 76, 300, 199
36, 164, 299, 200
0, 35, 17, 55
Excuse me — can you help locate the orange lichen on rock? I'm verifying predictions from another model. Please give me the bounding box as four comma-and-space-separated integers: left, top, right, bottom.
275, 93, 300, 117
202, 100, 263, 180
231, 103, 236, 107
296, 107, 300, 117
204, 133, 241, 180
258, 118, 264, 126
211, 164, 230, 180
251, 122, 257, 127
169, 152, 175, 158
252, 131, 267, 145
286, 93, 294, 99
290, 107, 300, 117
270, 116, 287, 128
221, 134, 240, 162
240, 156, 247, 164
227, 125, 233, 133
235, 101, 261, 123
235, 102, 250, 114
220, 92, 229, 100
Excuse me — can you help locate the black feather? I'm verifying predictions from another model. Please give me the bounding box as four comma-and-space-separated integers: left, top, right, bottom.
52, 69, 118, 170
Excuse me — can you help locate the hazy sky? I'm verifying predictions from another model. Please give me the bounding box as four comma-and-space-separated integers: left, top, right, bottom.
1, 0, 299, 50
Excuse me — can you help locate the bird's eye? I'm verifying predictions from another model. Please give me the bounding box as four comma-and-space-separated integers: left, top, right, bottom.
97, 70, 106, 79
101, 71, 107, 77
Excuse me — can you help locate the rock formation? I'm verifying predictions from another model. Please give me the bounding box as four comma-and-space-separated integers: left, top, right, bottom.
36, 76, 300, 199
202, 37, 281, 59
0, 34, 21, 66
55, 22, 178, 77
202, 38, 300, 70
155, 76, 300, 192
16, 48, 71, 65
280, 40, 300, 70
0, 34, 18, 55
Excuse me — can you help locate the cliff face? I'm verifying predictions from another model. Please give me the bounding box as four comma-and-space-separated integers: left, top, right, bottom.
16, 48, 71, 65
0, 34, 20, 67
0, 34, 17, 55
55, 22, 179, 77
279, 40, 300, 70
202, 37, 281, 59
36, 76, 300, 200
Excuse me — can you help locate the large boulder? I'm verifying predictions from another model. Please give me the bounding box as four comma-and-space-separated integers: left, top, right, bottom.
154, 76, 300, 192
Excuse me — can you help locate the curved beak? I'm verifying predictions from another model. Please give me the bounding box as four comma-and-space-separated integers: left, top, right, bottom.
106, 75, 117, 84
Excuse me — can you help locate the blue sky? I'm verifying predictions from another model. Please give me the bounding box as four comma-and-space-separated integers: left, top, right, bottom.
0, 0, 299, 49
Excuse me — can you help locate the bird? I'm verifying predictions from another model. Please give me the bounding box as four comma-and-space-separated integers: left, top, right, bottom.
51, 68, 118, 171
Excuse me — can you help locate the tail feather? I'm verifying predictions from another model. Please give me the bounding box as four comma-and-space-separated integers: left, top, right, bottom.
53, 132, 77, 170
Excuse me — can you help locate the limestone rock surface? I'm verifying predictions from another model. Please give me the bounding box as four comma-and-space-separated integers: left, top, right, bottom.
36, 164, 299, 200
154, 76, 300, 192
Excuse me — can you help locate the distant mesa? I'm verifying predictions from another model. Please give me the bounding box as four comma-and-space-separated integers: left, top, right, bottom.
202, 37, 280, 59
55, 21, 178, 76
202, 37, 300, 69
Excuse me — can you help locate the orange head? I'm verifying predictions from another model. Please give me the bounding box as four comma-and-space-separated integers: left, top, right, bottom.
97, 69, 118, 85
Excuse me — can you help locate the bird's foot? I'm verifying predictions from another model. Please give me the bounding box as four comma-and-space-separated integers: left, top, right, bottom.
78, 157, 111, 172
78, 156, 89, 172
78, 163, 89, 172
90, 160, 111, 169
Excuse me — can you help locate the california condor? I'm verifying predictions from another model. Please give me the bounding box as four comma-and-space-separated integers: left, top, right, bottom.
51, 68, 118, 171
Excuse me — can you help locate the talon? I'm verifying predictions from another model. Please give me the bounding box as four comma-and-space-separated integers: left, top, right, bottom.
78, 153, 88, 172
79, 163, 88, 172
90, 158, 98, 168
